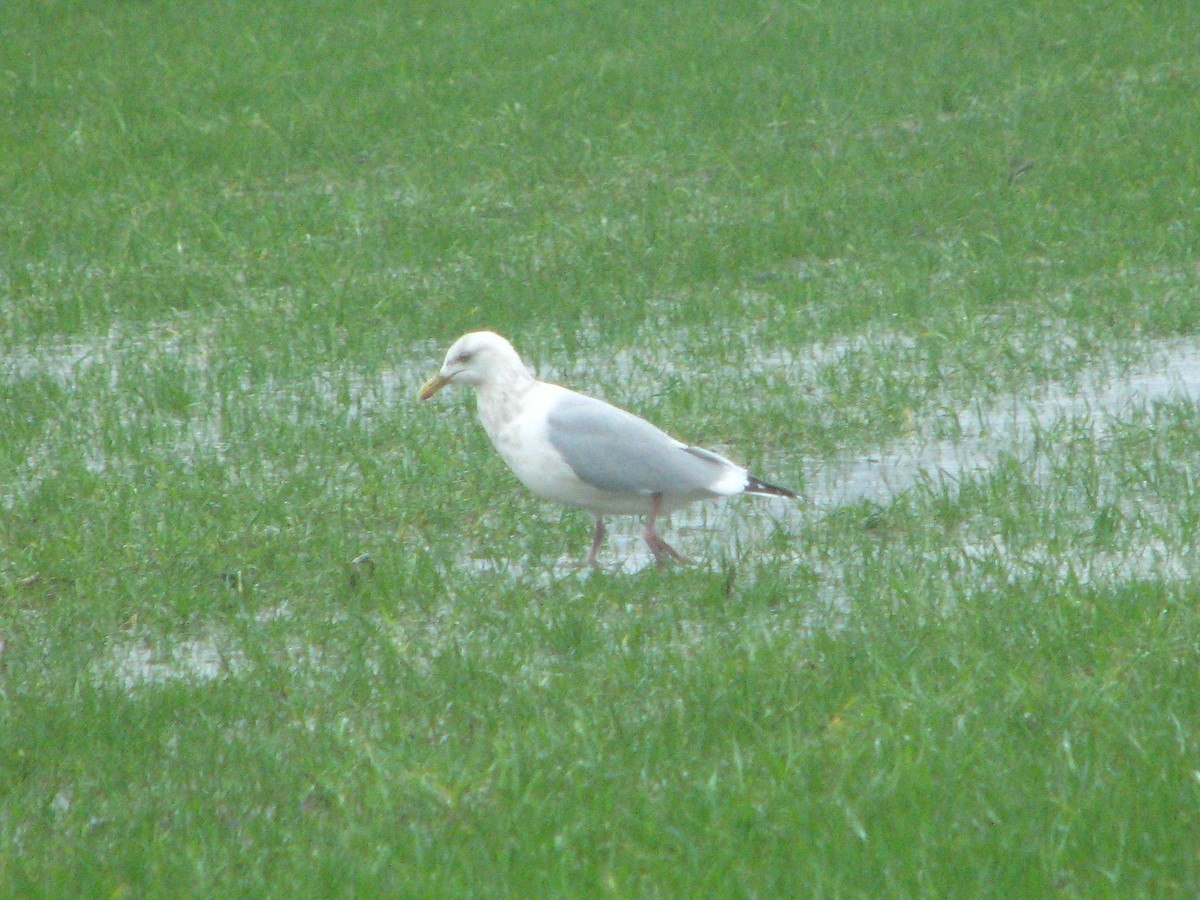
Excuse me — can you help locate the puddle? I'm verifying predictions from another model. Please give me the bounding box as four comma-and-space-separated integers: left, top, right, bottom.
3, 325, 136, 386
2, 325, 428, 510
540, 320, 923, 413
101, 635, 246, 689
97, 607, 329, 690
954, 533, 1195, 587
810, 335, 1200, 509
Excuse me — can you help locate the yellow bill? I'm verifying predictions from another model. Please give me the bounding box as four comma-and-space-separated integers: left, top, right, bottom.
418, 373, 451, 400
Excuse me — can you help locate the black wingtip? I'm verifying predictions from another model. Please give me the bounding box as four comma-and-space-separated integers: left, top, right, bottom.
745, 476, 799, 499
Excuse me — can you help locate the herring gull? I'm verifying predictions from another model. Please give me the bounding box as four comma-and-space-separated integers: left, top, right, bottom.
418, 331, 797, 565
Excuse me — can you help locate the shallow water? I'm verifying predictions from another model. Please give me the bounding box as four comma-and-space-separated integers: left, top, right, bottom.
10, 328, 1198, 684
810, 334, 1200, 509
103, 635, 245, 689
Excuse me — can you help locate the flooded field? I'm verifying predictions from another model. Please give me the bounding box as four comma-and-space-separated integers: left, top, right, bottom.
46, 329, 1199, 686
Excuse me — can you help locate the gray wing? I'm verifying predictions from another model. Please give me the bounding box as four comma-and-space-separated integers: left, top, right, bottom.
546, 392, 730, 495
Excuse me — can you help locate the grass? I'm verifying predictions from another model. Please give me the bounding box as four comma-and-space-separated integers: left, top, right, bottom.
3, 0, 1200, 895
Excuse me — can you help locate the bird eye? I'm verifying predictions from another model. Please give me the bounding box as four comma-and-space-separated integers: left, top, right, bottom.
455, 350, 475, 364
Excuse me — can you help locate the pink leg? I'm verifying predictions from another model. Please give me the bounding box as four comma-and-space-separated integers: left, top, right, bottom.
587, 515, 606, 566
644, 494, 688, 566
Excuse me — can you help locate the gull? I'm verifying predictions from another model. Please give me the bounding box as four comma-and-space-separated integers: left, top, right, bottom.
418, 331, 798, 565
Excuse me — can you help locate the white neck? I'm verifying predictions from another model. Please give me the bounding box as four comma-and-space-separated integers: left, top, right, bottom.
474, 367, 538, 447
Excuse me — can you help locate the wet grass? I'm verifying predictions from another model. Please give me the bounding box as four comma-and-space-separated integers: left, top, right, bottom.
3, 0, 1200, 895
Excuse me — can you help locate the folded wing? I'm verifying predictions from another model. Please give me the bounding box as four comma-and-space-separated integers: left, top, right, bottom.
545, 392, 742, 497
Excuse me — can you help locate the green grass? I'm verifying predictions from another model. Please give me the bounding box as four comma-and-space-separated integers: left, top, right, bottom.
3, 0, 1200, 895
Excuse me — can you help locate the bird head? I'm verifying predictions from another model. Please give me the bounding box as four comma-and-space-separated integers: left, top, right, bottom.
418, 331, 528, 399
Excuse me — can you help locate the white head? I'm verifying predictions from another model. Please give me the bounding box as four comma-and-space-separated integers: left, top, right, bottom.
418, 331, 531, 399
